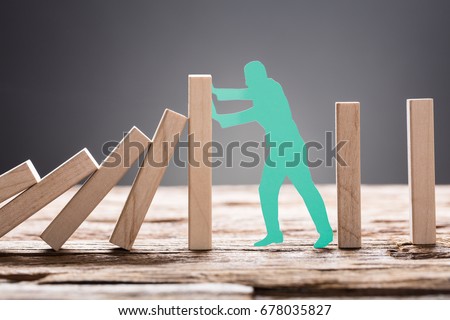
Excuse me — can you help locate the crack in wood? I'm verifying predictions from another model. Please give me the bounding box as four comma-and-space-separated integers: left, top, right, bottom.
0, 273, 49, 283
388, 240, 450, 260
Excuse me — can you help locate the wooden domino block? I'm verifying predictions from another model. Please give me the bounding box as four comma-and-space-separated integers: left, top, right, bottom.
0, 149, 99, 238
40, 127, 151, 250
407, 99, 436, 245
0, 160, 40, 204
188, 75, 212, 251
109, 109, 187, 250
336, 102, 361, 249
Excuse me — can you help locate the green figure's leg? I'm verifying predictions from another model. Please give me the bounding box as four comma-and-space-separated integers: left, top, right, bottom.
288, 170, 333, 248
255, 164, 285, 247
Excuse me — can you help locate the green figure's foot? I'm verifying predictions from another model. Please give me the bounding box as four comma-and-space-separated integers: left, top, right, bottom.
254, 232, 284, 247
314, 231, 333, 249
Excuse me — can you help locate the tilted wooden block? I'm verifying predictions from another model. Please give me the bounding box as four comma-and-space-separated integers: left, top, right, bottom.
0, 160, 40, 204
0, 149, 99, 238
109, 109, 187, 250
40, 127, 151, 250
336, 102, 361, 249
407, 98, 436, 245
188, 75, 212, 250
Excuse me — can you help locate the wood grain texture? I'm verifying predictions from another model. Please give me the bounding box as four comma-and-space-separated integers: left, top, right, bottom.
188, 75, 212, 250
336, 102, 361, 249
0, 149, 99, 238
41, 127, 151, 251
407, 99, 436, 245
0, 160, 40, 204
0, 283, 253, 300
1, 185, 450, 299
109, 110, 187, 250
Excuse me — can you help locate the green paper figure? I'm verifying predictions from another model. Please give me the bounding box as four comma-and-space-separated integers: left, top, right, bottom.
212, 61, 333, 248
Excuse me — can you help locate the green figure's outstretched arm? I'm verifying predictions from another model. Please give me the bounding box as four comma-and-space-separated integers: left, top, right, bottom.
212, 100, 256, 128
212, 86, 250, 101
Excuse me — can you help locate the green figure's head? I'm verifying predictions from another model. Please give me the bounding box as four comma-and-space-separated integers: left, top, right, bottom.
244, 61, 268, 87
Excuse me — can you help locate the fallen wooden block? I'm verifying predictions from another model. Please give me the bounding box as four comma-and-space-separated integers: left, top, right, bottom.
109, 109, 187, 250
0, 149, 99, 238
188, 75, 212, 250
40, 127, 152, 250
0, 160, 40, 204
336, 102, 361, 249
407, 98, 436, 245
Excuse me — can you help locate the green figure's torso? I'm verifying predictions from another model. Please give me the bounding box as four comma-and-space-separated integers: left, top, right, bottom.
249, 79, 305, 167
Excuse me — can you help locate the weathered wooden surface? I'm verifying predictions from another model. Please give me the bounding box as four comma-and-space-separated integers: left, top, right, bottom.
0, 184, 450, 299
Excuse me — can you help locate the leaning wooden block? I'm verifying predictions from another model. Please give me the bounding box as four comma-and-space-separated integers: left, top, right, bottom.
336, 102, 361, 249
407, 98, 436, 245
0, 160, 40, 204
40, 127, 151, 250
110, 109, 187, 250
188, 75, 212, 250
0, 149, 99, 238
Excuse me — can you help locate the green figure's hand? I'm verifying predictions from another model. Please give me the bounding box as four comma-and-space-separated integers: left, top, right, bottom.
211, 99, 218, 118
211, 98, 223, 127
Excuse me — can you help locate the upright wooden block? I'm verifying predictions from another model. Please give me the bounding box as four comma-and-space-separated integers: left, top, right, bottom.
188, 75, 212, 251
0, 149, 99, 238
40, 127, 152, 250
110, 109, 187, 250
336, 102, 361, 249
0, 160, 40, 204
407, 99, 436, 245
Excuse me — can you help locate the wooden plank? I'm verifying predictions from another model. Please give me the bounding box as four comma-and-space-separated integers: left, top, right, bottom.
0, 160, 40, 204
188, 75, 212, 250
0, 283, 253, 300
40, 127, 151, 250
0, 149, 99, 238
109, 109, 187, 250
1, 185, 450, 299
407, 98, 436, 245
336, 102, 361, 249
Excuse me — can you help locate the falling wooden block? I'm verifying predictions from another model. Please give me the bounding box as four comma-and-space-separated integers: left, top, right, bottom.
0, 149, 99, 238
188, 75, 212, 251
40, 127, 152, 250
0, 160, 40, 204
407, 98, 436, 245
109, 109, 187, 250
336, 102, 361, 249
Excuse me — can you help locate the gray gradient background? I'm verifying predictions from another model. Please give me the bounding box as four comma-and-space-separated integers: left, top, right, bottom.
1, 0, 450, 185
